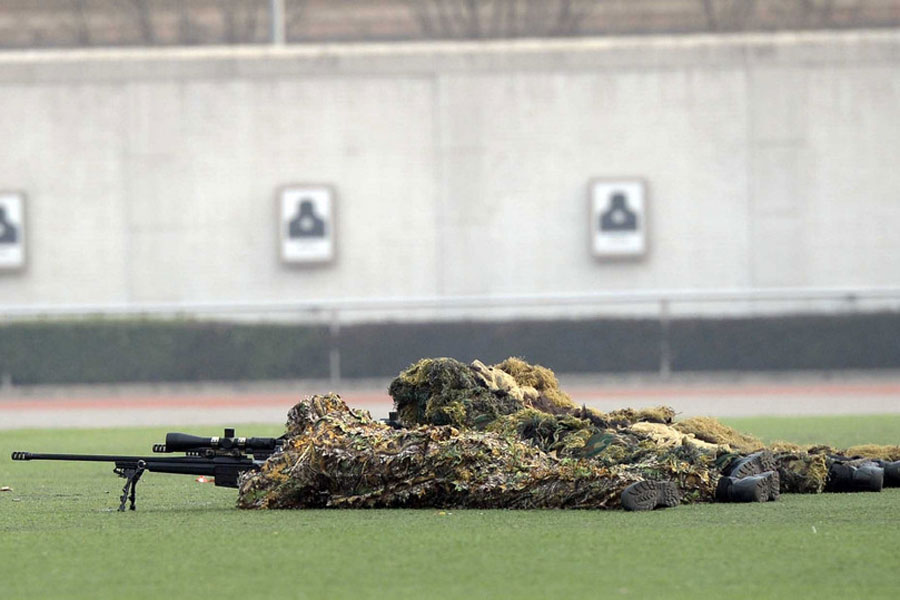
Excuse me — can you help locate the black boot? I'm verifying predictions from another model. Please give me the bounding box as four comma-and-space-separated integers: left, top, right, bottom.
826, 462, 884, 493
726, 450, 776, 479
621, 480, 681, 511
716, 471, 779, 503
874, 460, 900, 488
764, 469, 780, 501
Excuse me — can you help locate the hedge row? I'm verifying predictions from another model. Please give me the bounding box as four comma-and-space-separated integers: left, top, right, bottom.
337, 319, 662, 379
0, 321, 331, 385
669, 313, 900, 371
0, 313, 898, 385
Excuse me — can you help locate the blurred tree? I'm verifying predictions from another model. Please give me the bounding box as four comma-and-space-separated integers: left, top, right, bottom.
131, 0, 156, 44
73, 0, 91, 45
0, 0, 896, 49
701, 0, 845, 31
701, 0, 758, 31
409, 0, 597, 39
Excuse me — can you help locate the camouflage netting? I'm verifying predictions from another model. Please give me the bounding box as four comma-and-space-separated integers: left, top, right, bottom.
237, 393, 651, 509
672, 417, 765, 454
238, 357, 899, 509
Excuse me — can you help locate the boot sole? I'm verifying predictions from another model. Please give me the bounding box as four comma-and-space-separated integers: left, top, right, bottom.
729, 450, 776, 479
739, 475, 768, 502
622, 480, 681, 511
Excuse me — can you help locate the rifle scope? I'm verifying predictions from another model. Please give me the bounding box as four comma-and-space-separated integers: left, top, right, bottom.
157, 429, 278, 453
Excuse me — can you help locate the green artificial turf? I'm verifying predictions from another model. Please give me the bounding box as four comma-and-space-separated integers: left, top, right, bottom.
1, 416, 898, 600
722, 413, 900, 447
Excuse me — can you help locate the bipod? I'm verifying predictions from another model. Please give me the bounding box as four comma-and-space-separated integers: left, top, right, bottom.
114, 460, 146, 511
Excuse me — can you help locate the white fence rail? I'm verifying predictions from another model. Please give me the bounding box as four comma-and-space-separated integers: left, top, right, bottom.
2, 286, 900, 320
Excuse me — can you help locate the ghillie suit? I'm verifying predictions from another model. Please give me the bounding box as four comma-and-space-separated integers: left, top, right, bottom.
673, 420, 900, 494
238, 357, 900, 510
238, 393, 653, 509
239, 359, 720, 509
386, 357, 727, 504
389, 358, 900, 497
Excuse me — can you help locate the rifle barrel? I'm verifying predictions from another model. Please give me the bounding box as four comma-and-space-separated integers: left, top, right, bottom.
12, 452, 151, 462
11, 452, 254, 466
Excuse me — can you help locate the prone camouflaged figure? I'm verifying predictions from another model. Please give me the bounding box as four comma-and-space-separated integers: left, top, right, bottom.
238, 358, 900, 511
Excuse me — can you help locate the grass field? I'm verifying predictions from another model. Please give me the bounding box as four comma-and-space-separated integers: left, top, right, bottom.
2, 415, 899, 599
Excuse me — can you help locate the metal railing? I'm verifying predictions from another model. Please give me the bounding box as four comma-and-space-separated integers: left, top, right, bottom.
0, 287, 900, 318
2, 286, 899, 319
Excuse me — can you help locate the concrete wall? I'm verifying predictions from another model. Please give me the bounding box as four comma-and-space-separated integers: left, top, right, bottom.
0, 31, 899, 314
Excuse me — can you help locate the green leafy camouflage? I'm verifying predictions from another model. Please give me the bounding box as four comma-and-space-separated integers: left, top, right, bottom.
238, 357, 898, 509
238, 392, 647, 509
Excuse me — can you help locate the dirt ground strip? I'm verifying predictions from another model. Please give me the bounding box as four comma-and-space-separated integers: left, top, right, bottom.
1, 372, 899, 429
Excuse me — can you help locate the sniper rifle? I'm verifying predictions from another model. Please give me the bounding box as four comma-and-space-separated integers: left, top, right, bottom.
11, 428, 284, 511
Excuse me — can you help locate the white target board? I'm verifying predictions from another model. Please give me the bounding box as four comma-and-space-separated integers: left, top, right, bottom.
279, 185, 335, 264
0, 191, 25, 270
590, 180, 647, 258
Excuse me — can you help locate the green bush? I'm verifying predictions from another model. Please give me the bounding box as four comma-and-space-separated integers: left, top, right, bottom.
0, 320, 330, 385
1, 312, 898, 385
669, 313, 900, 371
337, 319, 661, 378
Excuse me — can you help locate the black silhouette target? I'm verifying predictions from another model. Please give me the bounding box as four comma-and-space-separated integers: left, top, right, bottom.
288, 199, 327, 239
0, 191, 25, 270
599, 192, 639, 233
279, 186, 334, 264
590, 181, 646, 258
0, 205, 18, 244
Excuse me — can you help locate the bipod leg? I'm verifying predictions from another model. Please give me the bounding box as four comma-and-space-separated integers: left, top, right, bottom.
118, 476, 131, 511
127, 468, 144, 511
114, 462, 146, 512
